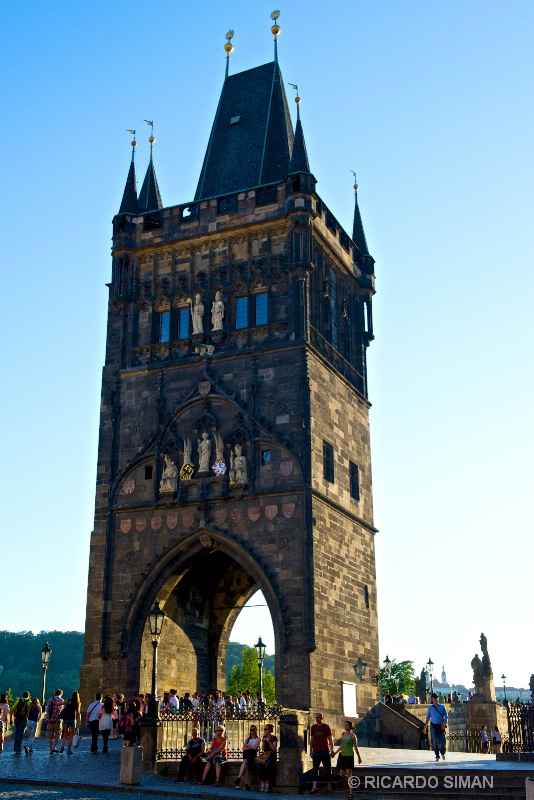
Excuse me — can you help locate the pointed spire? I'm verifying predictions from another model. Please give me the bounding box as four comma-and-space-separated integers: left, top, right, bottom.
351, 175, 369, 255
118, 132, 139, 215
288, 87, 310, 174
138, 122, 163, 211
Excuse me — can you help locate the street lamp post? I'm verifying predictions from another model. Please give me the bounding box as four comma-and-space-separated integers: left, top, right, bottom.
254, 636, 266, 711
40, 642, 52, 707
426, 658, 434, 695
147, 599, 167, 719
501, 674, 507, 705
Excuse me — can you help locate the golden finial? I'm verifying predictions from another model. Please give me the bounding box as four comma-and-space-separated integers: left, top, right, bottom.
125, 129, 137, 148
350, 169, 358, 191
224, 30, 234, 77
270, 9, 281, 37
288, 83, 300, 104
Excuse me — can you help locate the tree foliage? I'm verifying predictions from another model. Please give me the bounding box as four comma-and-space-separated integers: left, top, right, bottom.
380, 659, 416, 696
226, 646, 276, 704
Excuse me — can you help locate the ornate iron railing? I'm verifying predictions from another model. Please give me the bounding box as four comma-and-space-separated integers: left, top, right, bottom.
507, 702, 534, 753
446, 730, 509, 754
156, 705, 283, 761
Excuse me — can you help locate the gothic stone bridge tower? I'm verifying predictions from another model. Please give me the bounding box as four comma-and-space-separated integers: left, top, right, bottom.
80, 39, 379, 721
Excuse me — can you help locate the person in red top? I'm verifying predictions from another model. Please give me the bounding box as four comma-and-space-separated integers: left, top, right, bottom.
200, 724, 228, 787
309, 712, 334, 793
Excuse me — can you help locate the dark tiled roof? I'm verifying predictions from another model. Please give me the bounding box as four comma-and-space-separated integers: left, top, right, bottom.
118, 157, 139, 214
289, 115, 310, 174
138, 156, 163, 212
195, 62, 294, 200
352, 189, 369, 255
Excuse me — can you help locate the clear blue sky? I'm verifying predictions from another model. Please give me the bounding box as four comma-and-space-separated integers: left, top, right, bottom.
1, 0, 532, 689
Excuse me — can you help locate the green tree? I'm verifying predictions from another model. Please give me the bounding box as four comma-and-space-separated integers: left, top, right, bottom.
226, 645, 276, 704
380, 659, 416, 697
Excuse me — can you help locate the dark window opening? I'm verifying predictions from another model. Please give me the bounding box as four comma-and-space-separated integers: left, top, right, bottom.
236, 296, 248, 329
256, 185, 277, 206
159, 311, 170, 343
364, 585, 369, 609
350, 462, 360, 502
291, 176, 301, 193
261, 450, 271, 466
218, 195, 238, 215
323, 441, 334, 484
178, 308, 189, 340
255, 293, 268, 326
144, 465, 153, 480
143, 213, 162, 231
326, 209, 337, 235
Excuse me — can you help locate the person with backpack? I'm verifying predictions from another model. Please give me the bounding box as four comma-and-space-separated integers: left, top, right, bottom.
47, 689, 65, 754
25, 698, 42, 755
13, 692, 31, 754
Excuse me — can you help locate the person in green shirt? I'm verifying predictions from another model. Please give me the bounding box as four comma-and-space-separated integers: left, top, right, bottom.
332, 721, 362, 798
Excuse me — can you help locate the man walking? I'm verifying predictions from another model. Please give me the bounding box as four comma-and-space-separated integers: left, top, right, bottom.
424, 692, 448, 761
309, 712, 334, 793
85, 693, 103, 753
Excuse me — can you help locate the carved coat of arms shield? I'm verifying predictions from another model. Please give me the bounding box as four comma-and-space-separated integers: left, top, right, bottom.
231, 508, 243, 524
121, 478, 135, 495
136, 518, 147, 532
280, 460, 294, 477
282, 503, 296, 519
182, 512, 195, 528
248, 506, 261, 522
265, 505, 278, 520
214, 509, 227, 525
120, 519, 132, 534
151, 515, 163, 531
167, 514, 178, 530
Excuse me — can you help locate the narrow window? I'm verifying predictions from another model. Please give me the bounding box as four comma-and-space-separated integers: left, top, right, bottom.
364, 585, 370, 609
144, 465, 153, 480
178, 308, 189, 340
236, 296, 248, 329
159, 311, 170, 343
255, 293, 268, 326
261, 450, 271, 466
323, 441, 334, 484
330, 270, 338, 349
350, 462, 360, 502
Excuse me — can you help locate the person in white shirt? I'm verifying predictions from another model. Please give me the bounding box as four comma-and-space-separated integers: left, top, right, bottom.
85, 693, 104, 754
167, 689, 179, 713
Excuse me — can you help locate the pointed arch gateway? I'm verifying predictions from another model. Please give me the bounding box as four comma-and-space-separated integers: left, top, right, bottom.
122, 528, 285, 700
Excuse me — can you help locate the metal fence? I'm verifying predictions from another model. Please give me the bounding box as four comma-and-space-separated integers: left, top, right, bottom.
446, 730, 509, 754
157, 705, 283, 761
507, 702, 534, 753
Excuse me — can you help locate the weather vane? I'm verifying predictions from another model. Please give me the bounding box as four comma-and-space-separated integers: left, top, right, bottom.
271, 10, 281, 61
125, 130, 137, 158
350, 169, 358, 190
144, 120, 155, 152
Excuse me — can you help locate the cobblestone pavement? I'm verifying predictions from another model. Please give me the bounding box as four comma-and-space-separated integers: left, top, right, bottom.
1, 735, 531, 800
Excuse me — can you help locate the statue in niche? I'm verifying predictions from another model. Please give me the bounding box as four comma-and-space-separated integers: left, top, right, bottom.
229, 443, 248, 487
212, 432, 227, 476
190, 293, 204, 334
180, 438, 194, 481
211, 291, 225, 331
198, 432, 211, 474
159, 454, 178, 494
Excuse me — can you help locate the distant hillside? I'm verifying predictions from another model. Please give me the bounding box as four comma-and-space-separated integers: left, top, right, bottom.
0, 631, 84, 701
0, 631, 273, 700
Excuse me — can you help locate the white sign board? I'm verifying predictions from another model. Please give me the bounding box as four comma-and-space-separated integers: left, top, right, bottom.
341, 681, 357, 718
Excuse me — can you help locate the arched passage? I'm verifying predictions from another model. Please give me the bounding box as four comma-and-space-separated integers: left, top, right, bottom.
123, 530, 284, 699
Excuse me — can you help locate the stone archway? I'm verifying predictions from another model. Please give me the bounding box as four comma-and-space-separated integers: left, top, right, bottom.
123, 530, 284, 699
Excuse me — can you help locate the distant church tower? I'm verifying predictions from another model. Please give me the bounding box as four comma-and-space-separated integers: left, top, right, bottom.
80, 18, 378, 721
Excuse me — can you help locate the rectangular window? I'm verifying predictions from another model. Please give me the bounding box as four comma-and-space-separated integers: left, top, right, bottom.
159, 311, 170, 343
261, 450, 271, 466
350, 462, 360, 501
236, 296, 248, 329
323, 441, 334, 483
144, 465, 153, 480
179, 308, 189, 340
364, 585, 370, 609
255, 294, 268, 326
